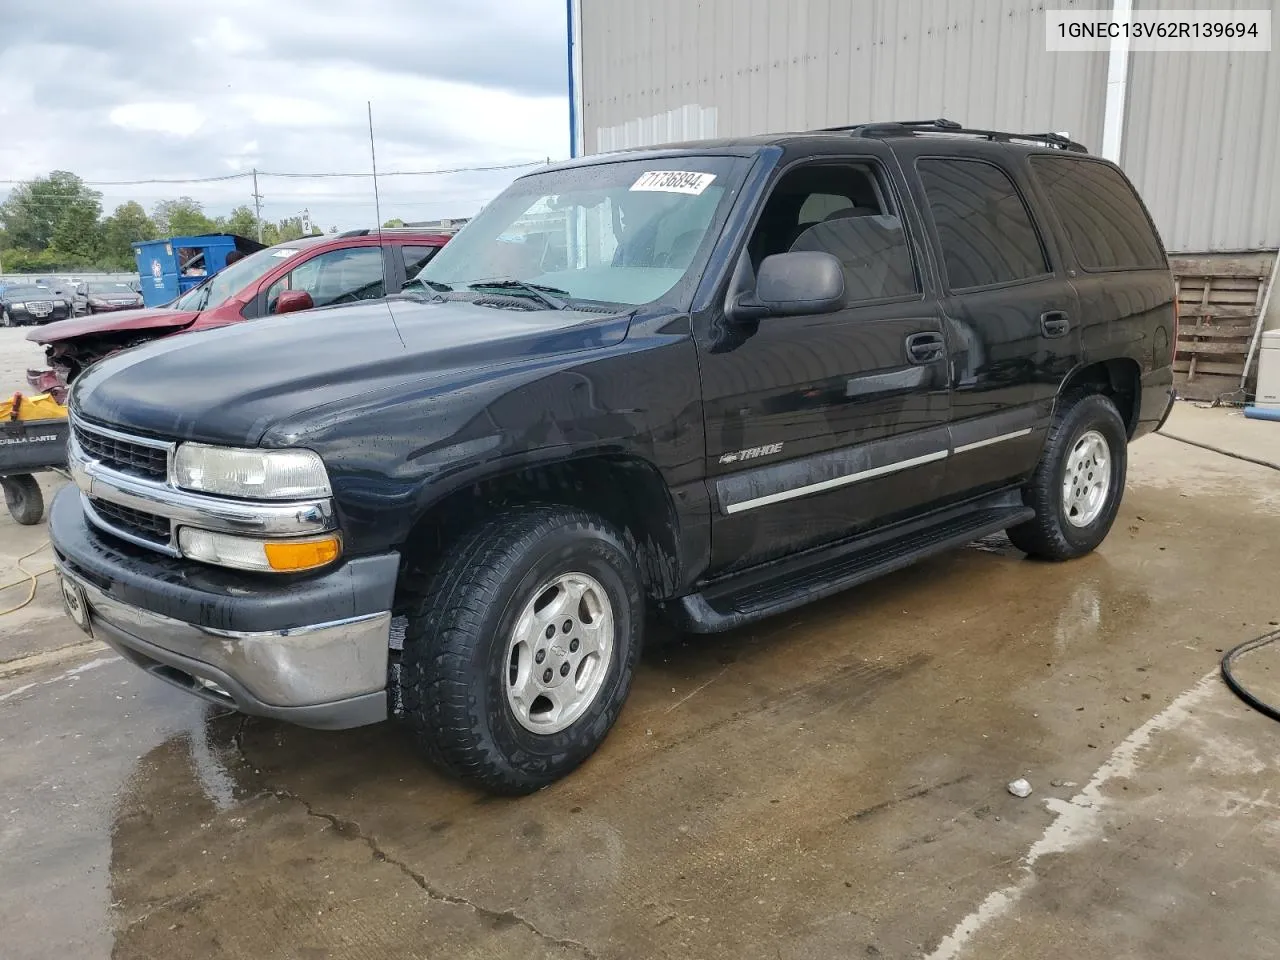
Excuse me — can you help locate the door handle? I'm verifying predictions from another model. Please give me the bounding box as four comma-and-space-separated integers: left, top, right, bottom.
1041, 310, 1071, 338
905, 332, 945, 365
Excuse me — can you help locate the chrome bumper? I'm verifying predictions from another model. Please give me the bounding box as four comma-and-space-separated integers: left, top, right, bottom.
58, 562, 390, 729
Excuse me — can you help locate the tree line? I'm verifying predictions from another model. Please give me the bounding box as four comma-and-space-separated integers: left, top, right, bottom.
0, 171, 325, 274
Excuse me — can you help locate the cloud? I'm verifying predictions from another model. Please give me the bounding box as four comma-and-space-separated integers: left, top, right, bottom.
0, 0, 570, 230
109, 103, 208, 137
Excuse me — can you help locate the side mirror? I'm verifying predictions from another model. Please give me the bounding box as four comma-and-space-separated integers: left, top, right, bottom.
728, 250, 845, 321
274, 290, 314, 315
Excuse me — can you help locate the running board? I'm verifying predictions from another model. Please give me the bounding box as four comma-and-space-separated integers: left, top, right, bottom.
673, 491, 1034, 633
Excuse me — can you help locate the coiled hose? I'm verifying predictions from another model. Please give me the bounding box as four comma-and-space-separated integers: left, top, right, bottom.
1156, 429, 1280, 719
1221, 629, 1280, 723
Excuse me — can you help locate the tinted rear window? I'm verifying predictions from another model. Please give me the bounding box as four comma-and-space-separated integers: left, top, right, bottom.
1030, 157, 1165, 271
917, 158, 1049, 289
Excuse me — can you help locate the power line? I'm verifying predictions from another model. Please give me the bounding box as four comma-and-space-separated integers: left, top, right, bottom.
0, 172, 254, 187
261, 160, 546, 179
0, 159, 550, 187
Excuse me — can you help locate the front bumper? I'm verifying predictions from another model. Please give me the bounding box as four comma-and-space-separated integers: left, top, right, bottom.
49, 485, 398, 729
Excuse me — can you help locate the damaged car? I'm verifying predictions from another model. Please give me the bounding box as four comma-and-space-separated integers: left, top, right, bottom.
26, 228, 452, 396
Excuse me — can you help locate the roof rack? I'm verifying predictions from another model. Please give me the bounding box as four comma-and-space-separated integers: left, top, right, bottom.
816, 118, 1089, 153
337, 226, 463, 238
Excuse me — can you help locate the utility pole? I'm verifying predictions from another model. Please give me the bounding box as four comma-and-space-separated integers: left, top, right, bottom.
251, 168, 264, 243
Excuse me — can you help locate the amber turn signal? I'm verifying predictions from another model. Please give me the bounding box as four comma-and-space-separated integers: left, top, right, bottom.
264, 536, 342, 572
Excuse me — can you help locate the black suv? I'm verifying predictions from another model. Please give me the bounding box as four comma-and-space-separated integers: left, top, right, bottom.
50, 120, 1176, 794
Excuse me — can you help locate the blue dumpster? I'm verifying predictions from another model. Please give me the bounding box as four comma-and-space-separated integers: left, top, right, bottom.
132, 234, 265, 307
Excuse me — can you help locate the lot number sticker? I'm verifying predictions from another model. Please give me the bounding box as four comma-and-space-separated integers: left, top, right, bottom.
630, 171, 717, 195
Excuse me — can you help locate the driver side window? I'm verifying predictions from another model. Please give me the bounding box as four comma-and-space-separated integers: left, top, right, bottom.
747, 161, 920, 303
265, 247, 385, 311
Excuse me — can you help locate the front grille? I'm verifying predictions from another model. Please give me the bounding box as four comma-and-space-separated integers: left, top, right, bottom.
28, 300, 53, 316
88, 498, 172, 545
74, 422, 168, 479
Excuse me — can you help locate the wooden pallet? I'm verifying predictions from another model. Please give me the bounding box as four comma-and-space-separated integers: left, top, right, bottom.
1170, 253, 1277, 402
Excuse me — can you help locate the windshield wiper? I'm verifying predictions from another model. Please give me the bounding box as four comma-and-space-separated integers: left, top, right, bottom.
466, 278, 570, 310
405, 277, 453, 293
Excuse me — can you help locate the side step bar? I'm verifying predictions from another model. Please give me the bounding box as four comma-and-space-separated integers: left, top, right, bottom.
672, 490, 1034, 633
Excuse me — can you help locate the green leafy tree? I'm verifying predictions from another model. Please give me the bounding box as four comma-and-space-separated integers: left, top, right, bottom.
383, 218, 405, 228
0, 248, 61, 272
0, 171, 100, 252
218, 205, 259, 238
152, 197, 215, 237
50, 192, 104, 263
261, 216, 321, 246
101, 201, 157, 267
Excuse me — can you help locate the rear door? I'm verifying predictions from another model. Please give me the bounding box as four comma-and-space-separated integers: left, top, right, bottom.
697, 153, 951, 572
905, 148, 1081, 498
1025, 155, 1174, 435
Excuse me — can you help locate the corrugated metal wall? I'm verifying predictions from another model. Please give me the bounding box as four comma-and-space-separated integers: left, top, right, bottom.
581, 0, 1108, 152
1124, 0, 1280, 252
579, 0, 1280, 253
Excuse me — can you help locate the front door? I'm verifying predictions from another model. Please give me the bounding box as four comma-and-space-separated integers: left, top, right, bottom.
697, 157, 951, 573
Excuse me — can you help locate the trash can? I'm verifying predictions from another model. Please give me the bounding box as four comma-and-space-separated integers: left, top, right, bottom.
1257, 329, 1280, 409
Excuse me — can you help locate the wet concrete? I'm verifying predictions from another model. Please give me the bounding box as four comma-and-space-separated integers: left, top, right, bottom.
2, 409, 1280, 959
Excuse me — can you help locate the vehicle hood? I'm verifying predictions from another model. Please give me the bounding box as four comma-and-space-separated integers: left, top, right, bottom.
71, 298, 632, 446
27, 308, 199, 344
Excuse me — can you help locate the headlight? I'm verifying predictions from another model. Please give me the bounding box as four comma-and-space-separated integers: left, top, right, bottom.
178, 528, 341, 572
172, 443, 331, 499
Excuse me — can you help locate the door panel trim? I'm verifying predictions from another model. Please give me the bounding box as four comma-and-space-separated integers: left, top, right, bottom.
716, 424, 951, 515
952, 427, 1032, 454
716, 402, 1054, 517
724, 449, 948, 515
947, 401, 1049, 452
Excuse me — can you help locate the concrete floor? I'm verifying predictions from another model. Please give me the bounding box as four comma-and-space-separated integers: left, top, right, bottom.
2, 327, 1279, 958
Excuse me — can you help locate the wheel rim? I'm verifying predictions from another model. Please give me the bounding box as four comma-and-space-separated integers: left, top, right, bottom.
504, 571, 615, 734
1062, 429, 1112, 528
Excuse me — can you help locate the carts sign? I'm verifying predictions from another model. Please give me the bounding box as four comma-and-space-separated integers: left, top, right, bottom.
630, 171, 717, 195
0, 434, 60, 446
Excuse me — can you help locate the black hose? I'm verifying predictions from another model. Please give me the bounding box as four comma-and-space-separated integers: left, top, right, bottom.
1156, 430, 1280, 472
1221, 629, 1280, 722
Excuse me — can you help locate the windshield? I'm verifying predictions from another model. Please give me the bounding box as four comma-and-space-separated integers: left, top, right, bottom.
170, 245, 301, 311
87, 282, 136, 296
416, 156, 745, 307
4, 286, 55, 300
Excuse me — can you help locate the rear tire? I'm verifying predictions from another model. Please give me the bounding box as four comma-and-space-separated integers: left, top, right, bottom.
2, 475, 45, 525
1007, 392, 1127, 561
399, 505, 644, 794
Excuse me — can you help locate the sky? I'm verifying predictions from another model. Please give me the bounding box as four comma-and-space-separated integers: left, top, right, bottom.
0, 0, 571, 231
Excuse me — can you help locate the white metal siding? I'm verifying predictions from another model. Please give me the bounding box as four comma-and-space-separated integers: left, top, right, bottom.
580, 0, 1108, 152
580, 0, 1280, 253
1123, 0, 1280, 252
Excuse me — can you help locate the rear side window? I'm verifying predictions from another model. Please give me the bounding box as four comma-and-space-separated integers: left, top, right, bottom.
1030, 157, 1165, 271
917, 158, 1049, 289
400, 244, 440, 279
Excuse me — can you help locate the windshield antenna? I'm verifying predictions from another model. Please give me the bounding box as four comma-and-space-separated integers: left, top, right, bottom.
368, 100, 405, 347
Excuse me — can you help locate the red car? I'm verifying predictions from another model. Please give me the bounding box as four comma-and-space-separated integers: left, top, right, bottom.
27, 228, 452, 391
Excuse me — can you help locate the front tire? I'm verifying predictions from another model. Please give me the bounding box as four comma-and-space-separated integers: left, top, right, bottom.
1, 309, 11, 328
400, 506, 644, 794
1007, 392, 1128, 561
